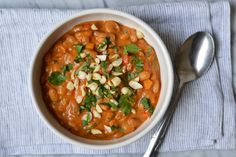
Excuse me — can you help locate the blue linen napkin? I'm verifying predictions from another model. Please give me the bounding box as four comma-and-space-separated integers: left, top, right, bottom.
0, 1, 234, 155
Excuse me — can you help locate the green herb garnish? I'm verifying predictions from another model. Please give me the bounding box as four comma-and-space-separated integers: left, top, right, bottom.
101, 61, 109, 69
84, 92, 97, 108
98, 86, 112, 98
111, 125, 124, 132
127, 71, 139, 81
118, 94, 134, 115
74, 56, 83, 63
131, 56, 143, 72
75, 44, 84, 54
112, 45, 119, 52
97, 37, 111, 50
79, 106, 86, 112
82, 113, 91, 127
74, 44, 84, 63
146, 47, 152, 57
141, 97, 155, 114
82, 120, 88, 126
101, 102, 118, 110
123, 44, 139, 55
62, 63, 73, 75
114, 66, 122, 73
48, 72, 66, 86
75, 62, 92, 74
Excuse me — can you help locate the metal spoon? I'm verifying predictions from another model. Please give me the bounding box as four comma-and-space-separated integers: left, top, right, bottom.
143, 32, 215, 157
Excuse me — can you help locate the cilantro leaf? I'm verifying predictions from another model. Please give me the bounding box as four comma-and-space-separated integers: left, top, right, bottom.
127, 71, 139, 81
118, 95, 134, 115
101, 102, 118, 110
141, 97, 155, 114
124, 44, 139, 54
75, 44, 84, 54
75, 62, 92, 74
97, 37, 111, 51
101, 61, 109, 69
146, 47, 152, 57
104, 37, 112, 45
131, 56, 143, 72
74, 56, 83, 63
98, 86, 112, 98
141, 97, 150, 109
79, 106, 86, 112
82, 120, 88, 126
112, 45, 119, 52
83, 92, 97, 109
62, 63, 73, 75
48, 72, 66, 86
111, 125, 124, 132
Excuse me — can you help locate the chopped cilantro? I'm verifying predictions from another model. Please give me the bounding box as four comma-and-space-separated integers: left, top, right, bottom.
146, 47, 152, 57
118, 94, 134, 115
75, 44, 84, 54
111, 125, 124, 132
127, 71, 139, 81
98, 86, 112, 98
101, 61, 109, 69
97, 37, 111, 50
123, 44, 139, 55
131, 56, 143, 72
74, 56, 83, 63
82, 120, 88, 126
141, 97, 155, 114
48, 72, 66, 86
75, 62, 92, 74
82, 113, 91, 127
79, 106, 86, 112
113, 66, 122, 73
84, 92, 97, 108
104, 37, 112, 45
101, 102, 118, 110
62, 63, 73, 75
112, 45, 119, 52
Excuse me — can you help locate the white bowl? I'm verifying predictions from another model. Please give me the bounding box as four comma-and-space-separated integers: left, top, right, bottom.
28, 9, 174, 149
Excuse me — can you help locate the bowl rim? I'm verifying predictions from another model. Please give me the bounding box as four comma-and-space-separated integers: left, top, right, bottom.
28, 8, 174, 150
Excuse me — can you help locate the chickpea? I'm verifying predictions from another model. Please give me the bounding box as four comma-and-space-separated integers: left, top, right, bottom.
48, 89, 58, 102
75, 31, 92, 44
103, 111, 115, 122
153, 80, 160, 94
63, 35, 78, 48
94, 31, 115, 45
104, 21, 120, 33
121, 118, 141, 133
139, 71, 151, 81
129, 29, 137, 43
56, 85, 66, 96
113, 132, 124, 138
64, 53, 73, 64
52, 44, 65, 58
50, 63, 61, 72
119, 33, 129, 40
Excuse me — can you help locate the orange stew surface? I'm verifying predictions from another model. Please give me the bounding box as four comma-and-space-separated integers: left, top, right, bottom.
41, 21, 161, 140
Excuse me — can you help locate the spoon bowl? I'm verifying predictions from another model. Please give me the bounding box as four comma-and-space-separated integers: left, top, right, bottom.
175, 32, 215, 83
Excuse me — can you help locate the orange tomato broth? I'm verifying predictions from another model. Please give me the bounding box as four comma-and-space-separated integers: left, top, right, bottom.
41, 21, 161, 140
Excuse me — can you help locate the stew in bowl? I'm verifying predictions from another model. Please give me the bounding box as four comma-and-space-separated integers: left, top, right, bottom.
41, 20, 161, 140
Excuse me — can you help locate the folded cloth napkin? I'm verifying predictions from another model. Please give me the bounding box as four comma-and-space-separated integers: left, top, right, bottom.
0, 1, 235, 155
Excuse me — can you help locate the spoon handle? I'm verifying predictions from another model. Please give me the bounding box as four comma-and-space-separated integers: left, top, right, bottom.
143, 81, 184, 157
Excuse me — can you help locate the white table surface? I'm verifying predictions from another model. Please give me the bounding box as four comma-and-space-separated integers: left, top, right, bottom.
1, 0, 236, 156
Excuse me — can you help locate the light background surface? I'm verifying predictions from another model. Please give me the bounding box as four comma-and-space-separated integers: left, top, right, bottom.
1, 0, 236, 156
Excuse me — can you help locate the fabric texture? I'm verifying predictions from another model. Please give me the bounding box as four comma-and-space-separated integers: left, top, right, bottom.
0, 1, 234, 155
